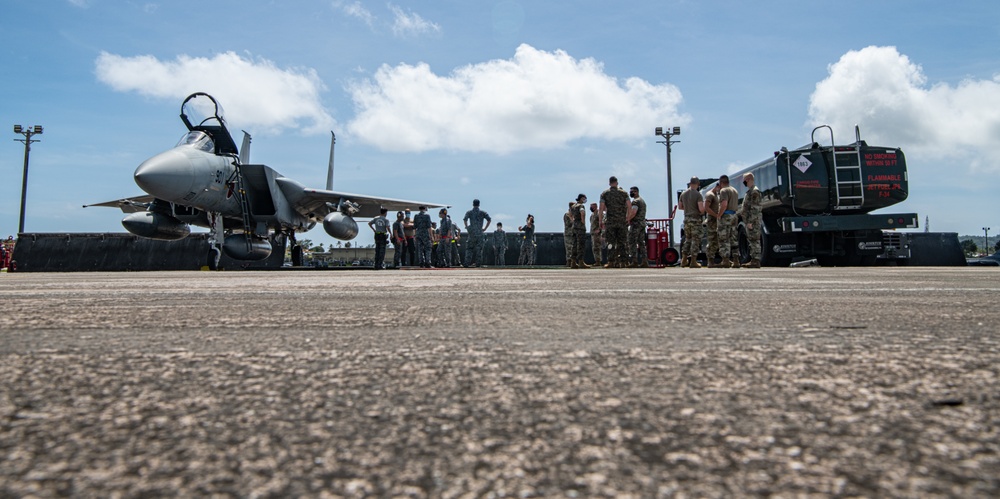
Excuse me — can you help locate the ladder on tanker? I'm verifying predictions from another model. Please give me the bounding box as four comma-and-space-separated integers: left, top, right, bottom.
813, 125, 864, 210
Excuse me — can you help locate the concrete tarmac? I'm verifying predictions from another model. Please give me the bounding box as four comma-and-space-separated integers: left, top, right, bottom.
1, 267, 998, 497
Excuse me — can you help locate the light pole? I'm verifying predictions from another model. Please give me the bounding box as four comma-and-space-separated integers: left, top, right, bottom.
655, 126, 681, 247
984, 227, 991, 256
13, 125, 43, 234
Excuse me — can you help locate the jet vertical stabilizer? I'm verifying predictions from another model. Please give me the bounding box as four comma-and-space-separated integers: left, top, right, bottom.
326, 131, 335, 190
239, 131, 252, 164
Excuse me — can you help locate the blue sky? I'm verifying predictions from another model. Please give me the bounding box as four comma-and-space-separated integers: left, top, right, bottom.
3, 1, 999, 248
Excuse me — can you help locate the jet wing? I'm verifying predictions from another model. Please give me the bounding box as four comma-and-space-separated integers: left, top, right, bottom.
83, 195, 156, 213
276, 178, 448, 219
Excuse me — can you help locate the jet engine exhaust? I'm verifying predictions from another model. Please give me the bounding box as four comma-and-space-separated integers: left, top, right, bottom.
122, 212, 191, 240
323, 212, 359, 240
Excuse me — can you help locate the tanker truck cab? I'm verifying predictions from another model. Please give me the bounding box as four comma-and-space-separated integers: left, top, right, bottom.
720, 125, 918, 267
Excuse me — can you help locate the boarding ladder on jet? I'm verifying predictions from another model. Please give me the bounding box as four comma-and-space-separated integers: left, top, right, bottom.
230, 161, 256, 252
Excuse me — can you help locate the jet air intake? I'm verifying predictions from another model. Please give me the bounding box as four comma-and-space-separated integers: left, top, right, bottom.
323, 212, 359, 240
122, 212, 191, 240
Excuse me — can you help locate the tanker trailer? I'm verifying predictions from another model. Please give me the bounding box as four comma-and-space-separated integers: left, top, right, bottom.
707, 125, 918, 267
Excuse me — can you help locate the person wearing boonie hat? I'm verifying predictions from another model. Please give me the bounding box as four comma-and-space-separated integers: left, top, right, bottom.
678, 176, 706, 268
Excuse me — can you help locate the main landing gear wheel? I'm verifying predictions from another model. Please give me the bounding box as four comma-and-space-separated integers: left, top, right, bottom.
291, 244, 304, 267
660, 247, 680, 266
207, 246, 222, 271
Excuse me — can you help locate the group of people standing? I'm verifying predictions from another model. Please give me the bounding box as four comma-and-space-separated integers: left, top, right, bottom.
366, 169, 763, 270
678, 172, 763, 268
367, 199, 536, 269
564, 176, 650, 268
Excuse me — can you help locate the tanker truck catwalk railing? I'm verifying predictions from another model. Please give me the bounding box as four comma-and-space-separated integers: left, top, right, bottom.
702, 125, 918, 267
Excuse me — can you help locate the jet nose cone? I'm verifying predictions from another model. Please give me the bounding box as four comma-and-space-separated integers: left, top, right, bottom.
134, 149, 194, 201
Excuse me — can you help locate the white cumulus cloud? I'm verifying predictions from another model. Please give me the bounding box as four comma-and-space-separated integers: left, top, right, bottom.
95, 51, 335, 134
809, 46, 1000, 172
346, 44, 689, 153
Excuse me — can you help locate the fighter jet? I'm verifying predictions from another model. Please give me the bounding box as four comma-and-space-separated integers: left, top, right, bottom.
87, 92, 446, 268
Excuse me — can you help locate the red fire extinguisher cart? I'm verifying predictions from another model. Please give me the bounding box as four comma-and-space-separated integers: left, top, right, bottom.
646, 207, 680, 267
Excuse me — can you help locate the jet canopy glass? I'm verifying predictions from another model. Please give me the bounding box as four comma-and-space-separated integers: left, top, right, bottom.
175, 131, 215, 152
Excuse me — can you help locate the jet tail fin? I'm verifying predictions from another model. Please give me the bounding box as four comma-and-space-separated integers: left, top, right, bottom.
239, 131, 252, 164
326, 131, 335, 190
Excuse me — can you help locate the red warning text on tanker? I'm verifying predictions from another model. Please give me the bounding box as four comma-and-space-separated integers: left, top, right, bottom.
867, 174, 901, 182
864, 152, 898, 167
866, 183, 903, 198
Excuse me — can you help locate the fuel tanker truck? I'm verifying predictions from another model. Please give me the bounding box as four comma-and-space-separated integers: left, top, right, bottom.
706, 125, 918, 267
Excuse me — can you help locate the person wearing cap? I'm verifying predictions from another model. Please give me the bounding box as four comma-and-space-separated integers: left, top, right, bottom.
625, 186, 648, 267
678, 176, 706, 268
517, 214, 536, 266
599, 176, 629, 268
739, 172, 763, 268
493, 222, 508, 267
570, 194, 591, 269
717, 175, 740, 268
463, 199, 492, 267
391, 211, 406, 268
437, 208, 452, 268
589, 202, 603, 265
703, 183, 723, 267
413, 205, 433, 268
368, 207, 391, 270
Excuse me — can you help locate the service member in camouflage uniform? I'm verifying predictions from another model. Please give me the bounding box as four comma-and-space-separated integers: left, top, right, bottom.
437, 208, 452, 268
413, 206, 434, 269
599, 176, 629, 268
463, 199, 492, 267
517, 214, 536, 266
625, 186, 648, 267
677, 176, 705, 268
449, 218, 462, 267
740, 172, 763, 268
493, 223, 507, 267
716, 175, 740, 268
589, 202, 602, 265
570, 194, 591, 269
391, 211, 406, 268
703, 184, 722, 267
563, 202, 575, 267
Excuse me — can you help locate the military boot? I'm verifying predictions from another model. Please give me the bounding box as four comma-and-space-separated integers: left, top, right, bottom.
707, 257, 721, 268
731, 258, 743, 268
720, 257, 731, 268
690, 257, 702, 269
746, 259, 761, 268
680, 253, 690, 267
578, 259, 592, 269
570, 259, 580, 269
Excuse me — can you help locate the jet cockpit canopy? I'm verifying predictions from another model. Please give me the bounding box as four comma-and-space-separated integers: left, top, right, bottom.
179, 92, 239, 157
175, 131, 215, 152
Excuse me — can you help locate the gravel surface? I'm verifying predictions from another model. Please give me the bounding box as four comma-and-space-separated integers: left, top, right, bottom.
1, 267, 999, 497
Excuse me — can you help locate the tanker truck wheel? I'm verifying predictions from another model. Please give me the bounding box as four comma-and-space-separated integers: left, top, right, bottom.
736, 224, 751, 266
660, 247, 680, 266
